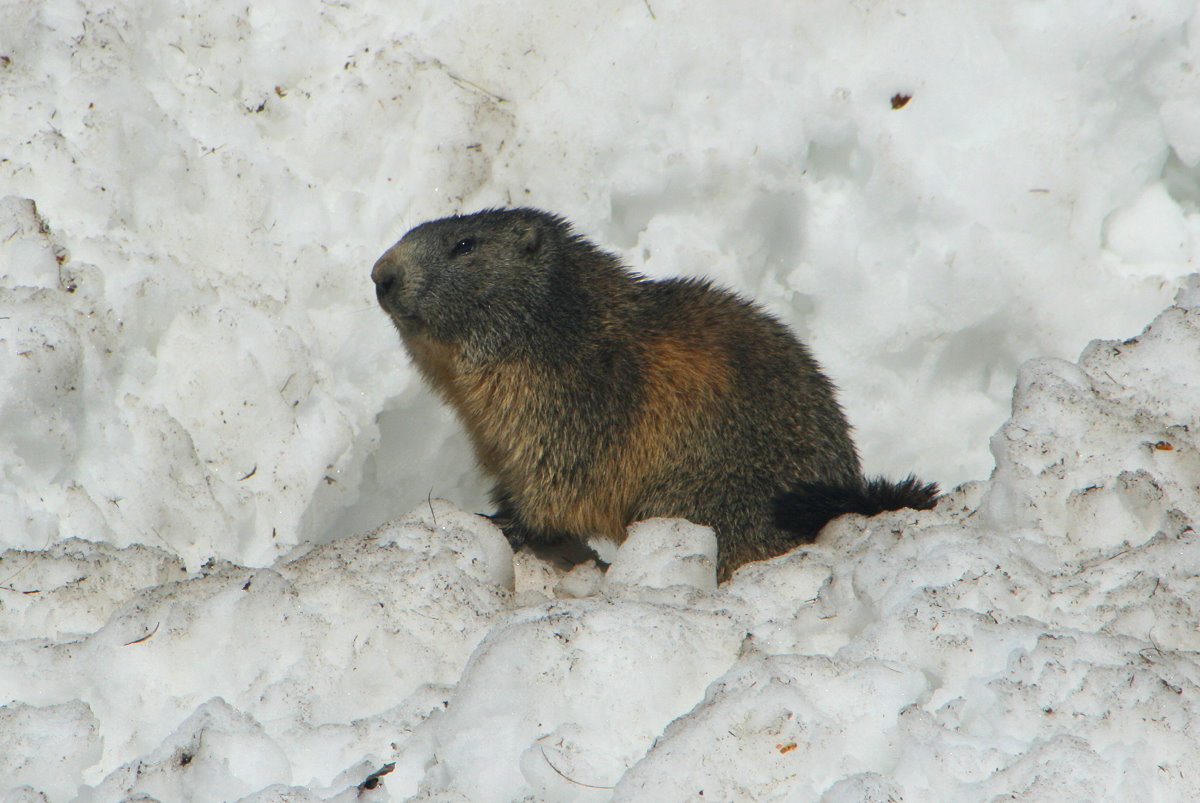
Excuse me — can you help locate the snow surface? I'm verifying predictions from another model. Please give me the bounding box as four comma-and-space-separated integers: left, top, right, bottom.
2, 0, 1200, 800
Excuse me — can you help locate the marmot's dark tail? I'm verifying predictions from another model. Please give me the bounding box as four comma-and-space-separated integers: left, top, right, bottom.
772, 475, 939, 539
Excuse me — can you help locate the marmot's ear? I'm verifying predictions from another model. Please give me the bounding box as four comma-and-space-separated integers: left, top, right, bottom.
517, 222, 543, 254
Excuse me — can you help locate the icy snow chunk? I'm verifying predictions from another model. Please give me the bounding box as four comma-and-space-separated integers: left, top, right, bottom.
984, 277, 1200, 558
512, 517, 718, 602
0, 286, 89, 483
613, 654, 926, 801
819, 772, 906, 803
1062, 469, 1169, 551
603, 517, 718, 592
0, 788, 50, 803
236, 786, 327, 803
381, 497, 515, 590
419, 598, 743, 801
0, 700, 100, 801
512, 547, 573, 599
0, 197, 64, 289
0, 280, 236, 563
553, 561, 606, 599
0, 538, 184, 641
87, 698, 290, 802
1078, 277, 1200, 426
1102, 182, 1192, 264
1161, 96, 1200, 167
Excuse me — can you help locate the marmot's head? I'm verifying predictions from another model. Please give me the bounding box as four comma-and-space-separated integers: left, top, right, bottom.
372, 208, 571, 346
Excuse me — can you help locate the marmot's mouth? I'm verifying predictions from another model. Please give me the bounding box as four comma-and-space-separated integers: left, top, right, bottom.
375, 285, 413, 318
384, 307, 424, 335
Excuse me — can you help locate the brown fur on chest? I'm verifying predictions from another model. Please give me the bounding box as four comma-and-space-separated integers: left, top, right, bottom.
402, 333, 534, 480
403, 330, 732, 541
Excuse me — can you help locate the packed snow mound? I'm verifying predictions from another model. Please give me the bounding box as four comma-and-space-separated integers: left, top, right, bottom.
2, 279, 1197, 800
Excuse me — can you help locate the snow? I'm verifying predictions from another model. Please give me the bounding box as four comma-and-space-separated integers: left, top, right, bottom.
1, 0, 1199, 800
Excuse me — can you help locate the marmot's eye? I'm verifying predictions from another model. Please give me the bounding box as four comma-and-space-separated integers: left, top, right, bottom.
451, 237, 476, 257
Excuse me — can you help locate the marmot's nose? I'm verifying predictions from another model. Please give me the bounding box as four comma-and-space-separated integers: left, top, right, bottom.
373, 272, 394, 304
371, 250, 402, 305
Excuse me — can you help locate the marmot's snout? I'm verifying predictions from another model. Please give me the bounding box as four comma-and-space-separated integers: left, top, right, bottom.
371, 244, 414, 322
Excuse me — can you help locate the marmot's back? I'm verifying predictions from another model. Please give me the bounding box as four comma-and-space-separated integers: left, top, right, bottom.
372, 208, 936, 579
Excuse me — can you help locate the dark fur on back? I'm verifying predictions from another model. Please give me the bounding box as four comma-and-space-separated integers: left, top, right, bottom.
372, 207, 937, 580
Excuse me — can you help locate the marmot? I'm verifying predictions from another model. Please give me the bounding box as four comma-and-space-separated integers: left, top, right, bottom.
372, 208, 937, 580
